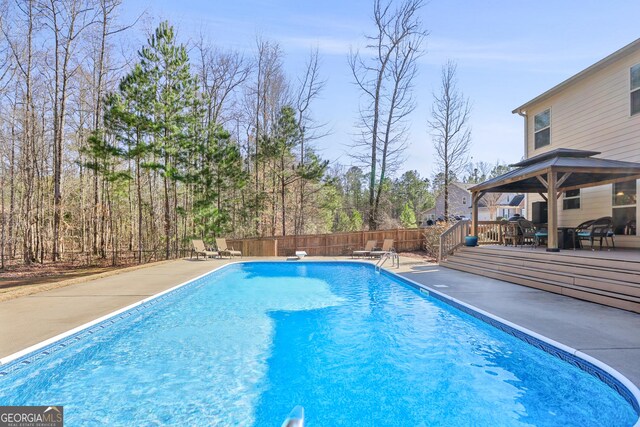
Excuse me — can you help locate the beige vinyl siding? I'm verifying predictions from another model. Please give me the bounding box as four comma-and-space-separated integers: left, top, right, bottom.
523, 49, 640, 244
526, 51, 640, 161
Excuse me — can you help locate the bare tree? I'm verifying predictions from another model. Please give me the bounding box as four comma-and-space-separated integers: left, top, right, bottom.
194, 34, 252, 128
464, 160, 491, 184
294, 47, 326, 235
244, 37, 289, 236
40, 0, 98, 260
349, 0, 426, 230
429, 60, 472, 220
3, 0, 38, 264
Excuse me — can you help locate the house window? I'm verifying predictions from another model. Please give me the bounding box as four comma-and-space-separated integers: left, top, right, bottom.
534, 109, 551, 149
562, 189, 580, 210
632, 64, 640, 116
612, 181, 637, 235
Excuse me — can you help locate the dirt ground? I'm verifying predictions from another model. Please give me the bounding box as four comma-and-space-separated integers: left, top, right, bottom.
397, 250, 436, 262
0, 259, 157, 302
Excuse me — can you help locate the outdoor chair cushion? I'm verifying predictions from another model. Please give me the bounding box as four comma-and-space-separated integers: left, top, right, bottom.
575, 216, 615, 249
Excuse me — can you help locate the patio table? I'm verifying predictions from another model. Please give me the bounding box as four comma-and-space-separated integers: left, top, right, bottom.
558, 227, 578, 249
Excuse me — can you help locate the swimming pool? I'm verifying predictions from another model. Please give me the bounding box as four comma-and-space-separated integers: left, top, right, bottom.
0, 262, 638, 426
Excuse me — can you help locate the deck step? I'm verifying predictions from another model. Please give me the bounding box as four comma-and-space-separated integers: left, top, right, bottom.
452, 250, 640, 286
440, 247, 640, 314
440, 260, 640, 314
460, 246, 640, 273
445, 255, 640, 298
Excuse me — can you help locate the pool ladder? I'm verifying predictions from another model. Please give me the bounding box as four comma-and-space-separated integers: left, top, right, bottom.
281, 405, 304, 427
375, 251, 399, 272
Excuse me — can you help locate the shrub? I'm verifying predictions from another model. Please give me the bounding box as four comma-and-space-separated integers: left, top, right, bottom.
422, 223, 450, 258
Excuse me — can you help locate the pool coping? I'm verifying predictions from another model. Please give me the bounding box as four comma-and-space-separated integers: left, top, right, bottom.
1, 260, 639, 425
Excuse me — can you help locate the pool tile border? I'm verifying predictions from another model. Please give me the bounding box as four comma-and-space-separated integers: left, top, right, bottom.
1, 260, 638, 423
384, 269, 640, 416
0, 267, 219, 377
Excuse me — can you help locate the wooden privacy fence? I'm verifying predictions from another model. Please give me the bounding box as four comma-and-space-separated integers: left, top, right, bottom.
226, 238, 279, 257
227, 228, 425, 257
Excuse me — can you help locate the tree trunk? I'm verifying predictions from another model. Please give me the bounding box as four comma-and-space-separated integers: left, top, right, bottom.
164, 160, 171, 260
136, 156, 143, 264
281, 156, 286, 236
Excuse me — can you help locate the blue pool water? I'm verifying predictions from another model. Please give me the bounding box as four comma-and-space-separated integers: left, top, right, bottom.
0, 262, 637, 426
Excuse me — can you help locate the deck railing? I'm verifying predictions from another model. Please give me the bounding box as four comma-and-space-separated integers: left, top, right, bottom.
476, 221, 503, 245
438, 220, 470, 262
438, 220, 505, 262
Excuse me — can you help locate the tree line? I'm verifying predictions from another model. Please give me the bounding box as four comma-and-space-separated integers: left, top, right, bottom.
0, 0, 490, 268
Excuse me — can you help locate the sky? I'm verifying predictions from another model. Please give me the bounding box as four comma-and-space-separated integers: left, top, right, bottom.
123, 0, 640, 180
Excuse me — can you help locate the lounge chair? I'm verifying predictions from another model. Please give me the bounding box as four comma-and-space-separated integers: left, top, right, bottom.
215, 238, 242, 258
576, 216, 615, 250
352, 240, 377, 258
191, 239, 218, 259
369, 239, 395, 258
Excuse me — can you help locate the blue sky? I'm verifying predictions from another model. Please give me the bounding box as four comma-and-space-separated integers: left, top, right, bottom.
124, 0, 640, 179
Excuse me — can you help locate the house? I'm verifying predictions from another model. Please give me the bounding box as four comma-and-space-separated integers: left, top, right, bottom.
483, 193, 525, 221
512, 38, 640, 246
423, 182, 473, 223
422, 182, 524, 224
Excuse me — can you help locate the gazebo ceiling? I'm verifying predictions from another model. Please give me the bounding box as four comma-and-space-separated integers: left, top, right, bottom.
469, 149, 640, 194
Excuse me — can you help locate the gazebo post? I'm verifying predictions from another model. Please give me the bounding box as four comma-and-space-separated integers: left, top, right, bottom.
471, 191, 479, 237
547, 170, 559, 252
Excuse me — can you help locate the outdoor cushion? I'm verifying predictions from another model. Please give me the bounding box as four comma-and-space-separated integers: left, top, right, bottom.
576, 230, 612, 237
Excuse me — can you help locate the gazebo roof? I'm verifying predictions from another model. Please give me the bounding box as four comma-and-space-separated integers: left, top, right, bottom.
469, 149, 640, 194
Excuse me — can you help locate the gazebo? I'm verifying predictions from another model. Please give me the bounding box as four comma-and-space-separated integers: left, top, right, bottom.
468, 148, 640, 251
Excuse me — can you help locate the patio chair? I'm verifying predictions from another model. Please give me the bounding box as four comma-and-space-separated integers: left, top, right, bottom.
369, 239, 395, 258
191, 239, 218, 259
624, 219, 636, 235
517, 219, 539, 248
352, 240, 377, 258
215, 238, 242, 258
500, 219, 519, 246
576, 216, 615, 250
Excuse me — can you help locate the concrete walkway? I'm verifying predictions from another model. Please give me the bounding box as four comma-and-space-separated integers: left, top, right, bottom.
1, 256, 639, 388
0, 258, 231, 358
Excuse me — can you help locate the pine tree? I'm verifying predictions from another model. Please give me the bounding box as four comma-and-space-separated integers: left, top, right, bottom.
139, 22, 199, 259
104, 62, 156, 263
264, 106, 328, 235
400, 201, 417, 228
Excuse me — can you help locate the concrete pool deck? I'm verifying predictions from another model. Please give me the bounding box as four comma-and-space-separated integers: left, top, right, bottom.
1, 256, 639, 388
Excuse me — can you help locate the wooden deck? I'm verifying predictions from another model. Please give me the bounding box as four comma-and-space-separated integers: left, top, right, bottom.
480, 244, 640, 262
440, 245, 640, 313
